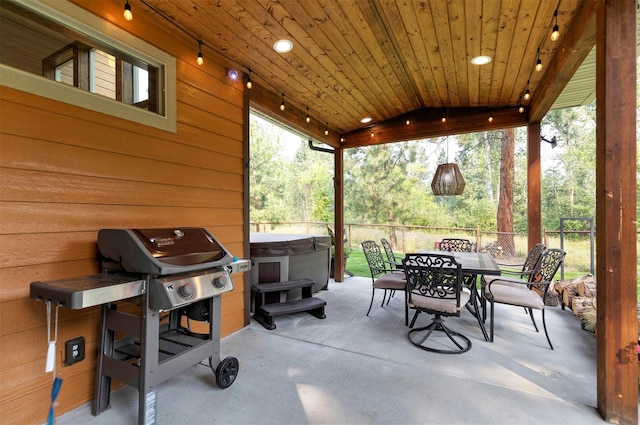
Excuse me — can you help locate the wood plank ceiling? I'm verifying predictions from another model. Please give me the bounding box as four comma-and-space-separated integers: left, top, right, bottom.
138, 0, 599, 147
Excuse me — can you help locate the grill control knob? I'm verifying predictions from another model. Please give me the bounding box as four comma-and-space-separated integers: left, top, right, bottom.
177, 282, 194, 299
213, 274, 228, 289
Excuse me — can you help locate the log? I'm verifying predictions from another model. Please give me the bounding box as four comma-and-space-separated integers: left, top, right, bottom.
554, 279, 577, 310
576, 278, 597, 297
562, 283, 579, 311
579, 302, 597, 334
572, 296, 596, 316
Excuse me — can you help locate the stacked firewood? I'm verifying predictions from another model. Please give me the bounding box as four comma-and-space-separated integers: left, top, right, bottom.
554, 275, 597, 333
555, 276, 640, 347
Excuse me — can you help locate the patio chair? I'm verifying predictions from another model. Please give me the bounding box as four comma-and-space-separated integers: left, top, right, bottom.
380, 238, 403, 271
402, 253, 471, 354
481, 243, 547, 289
439, 238, 473, 252
361, 240, 408, 325
482, 248, 566, 349
481, 243, 547, 321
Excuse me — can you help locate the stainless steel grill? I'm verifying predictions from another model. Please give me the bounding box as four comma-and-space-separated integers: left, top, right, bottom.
31, 227, 250, 425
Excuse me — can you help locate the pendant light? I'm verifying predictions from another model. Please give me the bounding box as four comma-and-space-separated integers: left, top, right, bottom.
431, 137, 466, 196
431, 85, 465, 196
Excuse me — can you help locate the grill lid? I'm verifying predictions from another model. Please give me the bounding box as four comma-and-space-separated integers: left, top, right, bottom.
98, 227, 233, 275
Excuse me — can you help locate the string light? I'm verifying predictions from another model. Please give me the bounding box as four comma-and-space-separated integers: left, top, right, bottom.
196, 40, 203, 65
324, 123, 329, 136
406, 120, 410, 125
523, 79, 531, 101
535, 48, 543, 72
488, 113, 494, 123
280, 93, 285, 111
123, 1, 133, 21
246, 70, 253, 89
519, 105, 525, 113
370, 131, 374, 138
306, 107, 311, 123
551, 10, 560, 42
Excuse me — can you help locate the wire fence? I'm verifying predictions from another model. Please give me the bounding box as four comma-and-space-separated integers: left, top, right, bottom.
251, 221, 640, 279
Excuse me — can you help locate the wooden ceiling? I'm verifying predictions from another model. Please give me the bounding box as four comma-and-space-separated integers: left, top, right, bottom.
138, 0, 600, 147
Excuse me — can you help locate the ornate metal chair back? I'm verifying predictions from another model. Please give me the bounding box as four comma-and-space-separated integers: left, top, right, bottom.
529, 248, 566, 295
361, 240, 388, 279
403, 253, 463, 314
439, 238, 473, 252
520, 243, 547, 280
380, 238, 398, 268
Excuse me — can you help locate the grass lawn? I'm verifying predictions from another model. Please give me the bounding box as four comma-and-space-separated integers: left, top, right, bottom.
344, 248, 640, 301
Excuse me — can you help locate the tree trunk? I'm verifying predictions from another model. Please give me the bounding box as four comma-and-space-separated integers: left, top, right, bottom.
497, 129, 516, 256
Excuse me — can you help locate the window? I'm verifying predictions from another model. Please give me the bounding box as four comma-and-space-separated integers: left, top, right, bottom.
0, 0, 176, 132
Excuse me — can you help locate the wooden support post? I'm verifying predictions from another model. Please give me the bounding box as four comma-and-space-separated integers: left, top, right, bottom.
595, 0, 638, 423
527, 122, 542, 251
334, 147, 344, 282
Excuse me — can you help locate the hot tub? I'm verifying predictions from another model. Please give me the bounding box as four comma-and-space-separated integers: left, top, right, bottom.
249, 233, 331, 294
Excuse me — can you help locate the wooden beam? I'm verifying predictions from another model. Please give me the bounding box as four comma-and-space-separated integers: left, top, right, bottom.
527, 122, 542, 249
529, 1, 598, 122
340, 107, 527, 148
595, 0, 638, 423
334, 147, 344, 282
249, 82, 341, 148
242, 71, 251, 327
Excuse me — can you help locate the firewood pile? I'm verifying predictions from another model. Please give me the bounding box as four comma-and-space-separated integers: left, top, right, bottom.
554, 275, 640, 343
554, 275, 598, 333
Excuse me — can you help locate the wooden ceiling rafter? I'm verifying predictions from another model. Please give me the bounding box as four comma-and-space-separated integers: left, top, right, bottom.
145, 1, 605, 148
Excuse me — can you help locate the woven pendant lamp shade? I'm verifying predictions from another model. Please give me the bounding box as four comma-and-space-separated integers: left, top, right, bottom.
431, 163, 466, 196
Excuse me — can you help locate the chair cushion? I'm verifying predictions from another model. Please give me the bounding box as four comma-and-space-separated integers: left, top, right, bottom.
408, 291, 470, 314
483, 275, 528, 288
372, 272, 406, 290
489, 285, 545, 310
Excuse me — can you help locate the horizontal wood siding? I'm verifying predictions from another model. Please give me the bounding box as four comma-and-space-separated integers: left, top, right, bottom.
0, 1, 247, 423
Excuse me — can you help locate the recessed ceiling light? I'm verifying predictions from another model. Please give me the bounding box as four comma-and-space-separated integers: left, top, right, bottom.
273, 39, 293, 53
471, 55, 492, 65
360, 117, 372, 123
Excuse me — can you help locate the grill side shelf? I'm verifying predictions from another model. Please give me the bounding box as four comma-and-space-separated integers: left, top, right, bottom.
30, 274, 146, 309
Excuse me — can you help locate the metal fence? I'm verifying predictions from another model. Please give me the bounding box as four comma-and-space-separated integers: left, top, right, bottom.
251, 221, 640, 279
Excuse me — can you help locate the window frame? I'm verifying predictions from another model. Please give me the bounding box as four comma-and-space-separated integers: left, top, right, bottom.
0, 0, 177, 133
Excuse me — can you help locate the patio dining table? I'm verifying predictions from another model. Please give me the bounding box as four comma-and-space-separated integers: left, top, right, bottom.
415, 250, 501, 341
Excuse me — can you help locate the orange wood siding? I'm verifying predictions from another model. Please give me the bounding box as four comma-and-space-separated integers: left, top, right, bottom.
0, 2, 247, 424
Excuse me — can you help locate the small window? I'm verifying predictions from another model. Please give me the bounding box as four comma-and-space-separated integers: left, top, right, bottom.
0, 0, 176, 132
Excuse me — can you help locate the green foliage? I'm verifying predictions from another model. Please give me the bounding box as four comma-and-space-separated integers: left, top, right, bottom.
251, 101, 611, 237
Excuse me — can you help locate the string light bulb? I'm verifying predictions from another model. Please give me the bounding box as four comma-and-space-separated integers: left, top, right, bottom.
488, 113, 494, 123
196, 41, 203, 65
324, 123, 329, 136
519, 105, 525, 113
535, 48, 542, 72
524, 89, 531, 101
123, 1, 133, 21
246, 72, 253, 89
280, 93, 285, 111
306, 107, 311, 123
551, 10, 560, 42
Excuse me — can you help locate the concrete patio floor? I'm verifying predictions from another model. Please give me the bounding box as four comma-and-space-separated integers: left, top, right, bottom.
57, 276, 611, 425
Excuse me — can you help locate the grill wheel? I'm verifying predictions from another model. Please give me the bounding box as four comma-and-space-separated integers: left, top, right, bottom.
210, 356, 239, 388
